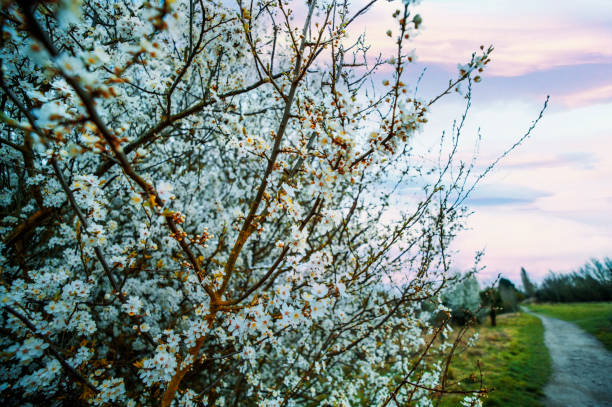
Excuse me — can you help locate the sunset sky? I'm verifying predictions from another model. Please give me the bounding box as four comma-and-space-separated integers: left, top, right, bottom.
353, 0, 612, 283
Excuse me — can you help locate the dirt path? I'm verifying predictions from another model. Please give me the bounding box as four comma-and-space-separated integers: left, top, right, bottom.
523, 308, 612, 407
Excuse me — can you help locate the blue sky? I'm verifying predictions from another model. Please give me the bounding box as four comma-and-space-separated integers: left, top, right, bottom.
352, 0, 612, 283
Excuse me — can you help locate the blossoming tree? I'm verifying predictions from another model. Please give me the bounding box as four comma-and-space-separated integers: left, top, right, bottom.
0, 0, 539, 405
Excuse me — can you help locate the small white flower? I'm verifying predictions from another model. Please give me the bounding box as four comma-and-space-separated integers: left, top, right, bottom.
310, 299, 326, 319
157, 182, 175, 201
122, 296, 143, 316
276, 284, 291, 300
33, 102, 69, 128
311, 283, 328, 298
130, 193, 143, 206
55, 54, 85, 76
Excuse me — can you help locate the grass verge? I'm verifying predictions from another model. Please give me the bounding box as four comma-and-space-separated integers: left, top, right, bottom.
438, 312, 551, 407
527, 302, 612, 351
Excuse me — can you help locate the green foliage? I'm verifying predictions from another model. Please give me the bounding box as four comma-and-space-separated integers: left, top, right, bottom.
527, 302, 612, 351
480, 288, 501, 307
480, 278, 524, 317
438, 312, 551, 407
499, 278, 520, 312
536, 258, 612, 303
521, 267, 536, 298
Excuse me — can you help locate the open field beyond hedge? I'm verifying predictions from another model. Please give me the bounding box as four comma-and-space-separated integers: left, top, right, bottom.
527, 302, 612, 351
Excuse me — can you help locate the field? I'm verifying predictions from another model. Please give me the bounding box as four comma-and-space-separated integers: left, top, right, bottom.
527, 302, 612, 351
438, 312, 551, 407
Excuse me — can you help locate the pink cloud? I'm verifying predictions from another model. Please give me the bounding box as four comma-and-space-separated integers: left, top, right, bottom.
353, 0, 612, 77
410, 16, 612, 76
557, 84, 612, 108
452, 207, 612, 283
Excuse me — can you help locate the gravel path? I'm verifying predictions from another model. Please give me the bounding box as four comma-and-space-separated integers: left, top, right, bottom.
523, 308, 612, 407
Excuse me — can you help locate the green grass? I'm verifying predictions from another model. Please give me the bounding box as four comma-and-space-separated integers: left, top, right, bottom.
527, 302, 612, 351
438, 313, 551, 407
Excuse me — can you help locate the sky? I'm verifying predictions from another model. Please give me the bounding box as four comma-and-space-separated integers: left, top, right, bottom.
349, 0, 612, 284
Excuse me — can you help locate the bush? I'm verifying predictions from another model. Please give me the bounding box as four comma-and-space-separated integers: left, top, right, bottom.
0, 0, 542, 406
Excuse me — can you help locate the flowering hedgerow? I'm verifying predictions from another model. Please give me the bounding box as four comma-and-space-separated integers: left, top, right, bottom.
0, 0, 521, 406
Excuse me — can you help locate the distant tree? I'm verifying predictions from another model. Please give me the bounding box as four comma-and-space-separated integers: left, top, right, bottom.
442, 273, 481, 325
536, 258, 612, 303
499, 278, 519, 312
480, 287, 501, 326
521, 267, 536, 298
